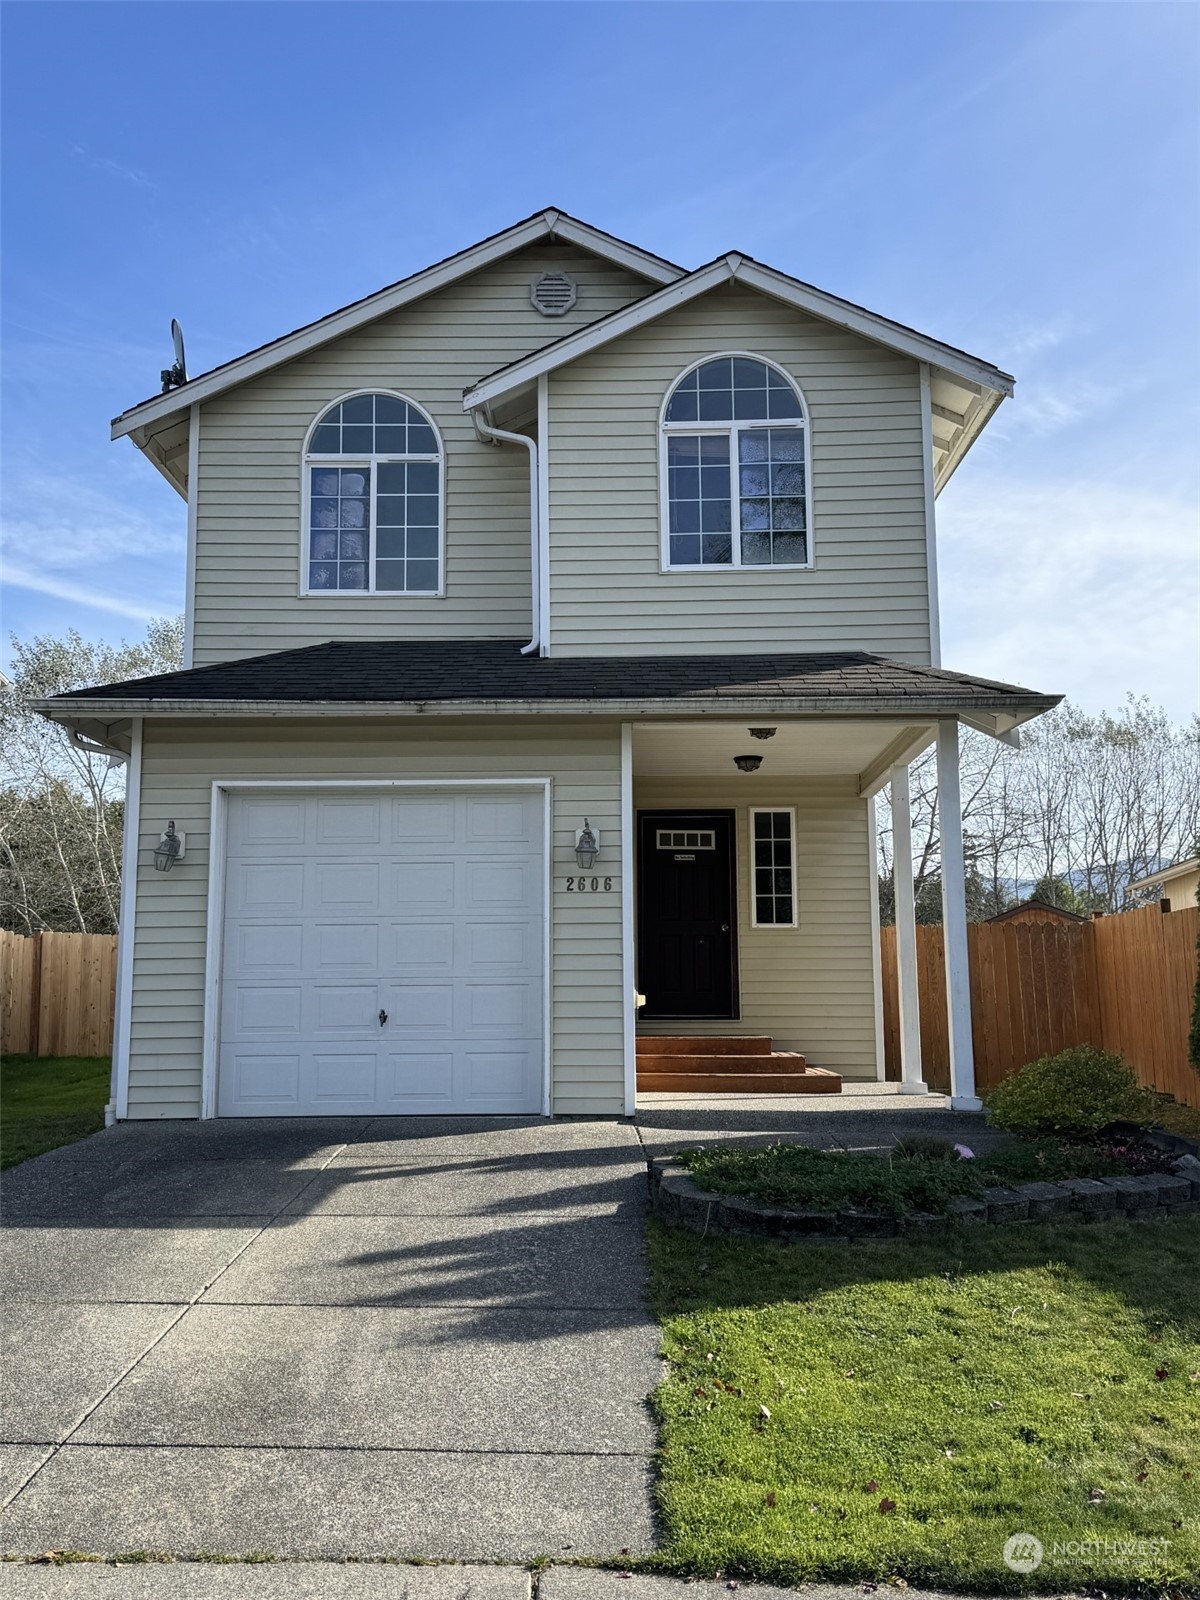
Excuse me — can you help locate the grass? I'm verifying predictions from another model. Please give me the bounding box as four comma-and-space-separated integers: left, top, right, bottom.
1, 1053, 111, 1168
647, 1214, 1200, 1594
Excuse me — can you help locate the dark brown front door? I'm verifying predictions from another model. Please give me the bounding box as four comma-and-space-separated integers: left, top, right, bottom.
637, 811, 737, 1019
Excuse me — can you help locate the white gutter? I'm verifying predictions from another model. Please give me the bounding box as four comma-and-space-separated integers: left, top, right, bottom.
472, 410, 541, 655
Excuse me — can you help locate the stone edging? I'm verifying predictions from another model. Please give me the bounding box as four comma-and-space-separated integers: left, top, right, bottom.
648, 1135, 1200, 1244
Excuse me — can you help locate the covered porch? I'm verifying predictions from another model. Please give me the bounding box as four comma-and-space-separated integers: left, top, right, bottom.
622, 713, 1000, 1114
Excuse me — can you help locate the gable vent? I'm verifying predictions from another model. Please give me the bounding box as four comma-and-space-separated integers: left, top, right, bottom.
530, 271, 577, 317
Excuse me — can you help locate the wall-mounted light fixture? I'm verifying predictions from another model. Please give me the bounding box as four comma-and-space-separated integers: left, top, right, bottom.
733, 755, 763, 773
574, 818, 600, 869
153, 820, 185, 872
748, 727, 777, 740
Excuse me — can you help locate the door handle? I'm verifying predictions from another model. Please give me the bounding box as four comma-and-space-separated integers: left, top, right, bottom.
721, 924, 730, 933
378, 1009, 388, 1027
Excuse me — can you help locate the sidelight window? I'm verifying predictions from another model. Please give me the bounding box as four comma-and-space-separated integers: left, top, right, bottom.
750, 809, 797, 927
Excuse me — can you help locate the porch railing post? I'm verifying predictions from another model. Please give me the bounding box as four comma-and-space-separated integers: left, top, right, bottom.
937, 718, 981, 1109
890, 763, 927, 1094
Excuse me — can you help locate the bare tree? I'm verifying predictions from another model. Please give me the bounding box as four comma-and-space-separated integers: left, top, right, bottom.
0, 618, 183, 933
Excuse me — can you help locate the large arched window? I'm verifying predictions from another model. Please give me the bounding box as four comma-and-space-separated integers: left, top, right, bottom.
661, 355, 809, 570
304, 392, 442, 594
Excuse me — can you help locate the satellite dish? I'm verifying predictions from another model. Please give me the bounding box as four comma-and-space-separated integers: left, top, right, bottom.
160, 319, 188, 393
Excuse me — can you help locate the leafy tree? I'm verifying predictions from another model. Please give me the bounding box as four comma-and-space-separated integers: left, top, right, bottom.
0, 618, 183, 933
1027, 875, 1091, 915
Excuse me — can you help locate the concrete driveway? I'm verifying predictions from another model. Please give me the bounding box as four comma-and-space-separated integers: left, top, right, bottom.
0, 1117, 660, 1560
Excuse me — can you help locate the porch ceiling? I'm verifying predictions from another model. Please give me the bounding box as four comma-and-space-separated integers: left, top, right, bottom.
631, 719, 932, 793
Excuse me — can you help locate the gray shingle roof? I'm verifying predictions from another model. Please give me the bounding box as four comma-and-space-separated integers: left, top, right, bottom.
48, 641, 1061, 718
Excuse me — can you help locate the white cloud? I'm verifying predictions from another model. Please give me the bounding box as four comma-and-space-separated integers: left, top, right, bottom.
2, 558, 170, 622
937, 474, 1200, 719
0, 471, 181, 572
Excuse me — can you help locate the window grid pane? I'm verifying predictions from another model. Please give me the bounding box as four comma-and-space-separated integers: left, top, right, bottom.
666, 357, 798, 424
307, 394, 441, 593
739, 429, 807, 566
668, 434, 731, 565
753, 811, 795, 925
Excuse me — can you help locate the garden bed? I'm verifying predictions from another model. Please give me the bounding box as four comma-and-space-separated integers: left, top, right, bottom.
649, 1133, 1200, 1243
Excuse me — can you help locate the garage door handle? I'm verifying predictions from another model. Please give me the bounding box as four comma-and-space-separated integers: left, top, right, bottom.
378, 1009, 388, 1027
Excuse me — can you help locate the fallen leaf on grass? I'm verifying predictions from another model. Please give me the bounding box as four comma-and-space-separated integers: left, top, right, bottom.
865, 1480, 879, 1492
1155, 1366, 1169, 1381
1136, 1472, 1148, 1483
758, 1405, 771, 1420
879, 1498, 897, 1514
835, 1509, 847, 1521
988, 1401, 1004, 1411
1070, 1391, 1091, 1400
1088, 1488, 1106, 1503
764, 1492, 776, 1508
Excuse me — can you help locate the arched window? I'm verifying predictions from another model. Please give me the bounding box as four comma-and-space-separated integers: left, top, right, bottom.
304, 392, 442, 594
661, 356, 809, 570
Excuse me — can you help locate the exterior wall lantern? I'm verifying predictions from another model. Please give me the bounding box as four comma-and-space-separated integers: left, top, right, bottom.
574, 818, 600, 870
733, 755, 763, 772
153, 820, 185, 872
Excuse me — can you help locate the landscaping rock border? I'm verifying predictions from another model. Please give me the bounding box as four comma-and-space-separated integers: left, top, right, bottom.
648, 1138, 1200, 1245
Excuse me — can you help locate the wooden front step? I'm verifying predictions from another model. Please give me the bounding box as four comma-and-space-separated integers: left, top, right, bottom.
638, 1051, 807, 1076
636, 1035, 773, 1056
637, 1067, 843, 1095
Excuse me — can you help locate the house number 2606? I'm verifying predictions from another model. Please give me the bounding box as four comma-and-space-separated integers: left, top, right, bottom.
565, 876, 613, 892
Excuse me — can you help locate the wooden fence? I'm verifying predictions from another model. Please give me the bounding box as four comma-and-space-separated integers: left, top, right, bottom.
0, 930, 118, 1058
881, 904, 1200, 1107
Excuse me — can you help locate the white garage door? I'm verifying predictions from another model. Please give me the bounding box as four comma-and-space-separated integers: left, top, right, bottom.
217, 788, 545, 1116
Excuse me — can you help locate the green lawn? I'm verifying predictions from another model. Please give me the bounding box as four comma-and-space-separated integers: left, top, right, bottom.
1, 1054, 111, 1168
648, 1214, 1200, 1594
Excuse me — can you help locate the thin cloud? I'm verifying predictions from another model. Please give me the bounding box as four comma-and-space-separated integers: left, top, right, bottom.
71, 144, 156, 191
2, 558, 170, 622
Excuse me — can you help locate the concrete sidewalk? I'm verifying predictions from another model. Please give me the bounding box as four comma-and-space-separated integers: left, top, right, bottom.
0, 1117, 660, 1560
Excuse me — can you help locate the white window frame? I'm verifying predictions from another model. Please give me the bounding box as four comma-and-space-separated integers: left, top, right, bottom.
658, 352, 813, 574
749, 806, 799, 929
300, 389, 446, 599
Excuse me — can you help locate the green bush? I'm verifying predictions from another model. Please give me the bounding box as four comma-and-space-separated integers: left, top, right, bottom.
677, 1142, 984, 1216
983, 1045, 1160, 1138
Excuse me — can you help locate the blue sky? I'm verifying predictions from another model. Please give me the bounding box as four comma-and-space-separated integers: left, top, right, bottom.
2, 1, 1197, 716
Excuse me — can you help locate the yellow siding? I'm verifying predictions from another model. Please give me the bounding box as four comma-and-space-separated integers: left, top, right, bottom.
128, 719, 624, 1118
192, 246, 653, 666
546, 287, 931, 661
634, 778, 879, 1079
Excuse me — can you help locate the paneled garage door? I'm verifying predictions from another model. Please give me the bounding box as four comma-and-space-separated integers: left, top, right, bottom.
217, 788, 545, 1116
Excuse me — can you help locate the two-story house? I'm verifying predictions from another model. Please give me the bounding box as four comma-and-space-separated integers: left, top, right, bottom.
42, 209, 1058, 1123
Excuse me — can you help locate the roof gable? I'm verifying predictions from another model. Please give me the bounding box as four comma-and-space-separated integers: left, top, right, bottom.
111, 208, 684, 447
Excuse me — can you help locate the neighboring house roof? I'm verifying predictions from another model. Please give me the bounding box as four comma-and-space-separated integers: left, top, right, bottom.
42, 643, 1060, 724
1126, 856, 1200, 892
985, 901, 1085, 926
463, 252, 1013, 492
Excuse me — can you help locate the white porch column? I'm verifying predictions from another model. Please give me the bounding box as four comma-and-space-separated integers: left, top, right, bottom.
890, 763, 928, 1094
937, 718, 980, 1109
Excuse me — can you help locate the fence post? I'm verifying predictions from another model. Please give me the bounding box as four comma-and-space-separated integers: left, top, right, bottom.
28, 932, 44, 1057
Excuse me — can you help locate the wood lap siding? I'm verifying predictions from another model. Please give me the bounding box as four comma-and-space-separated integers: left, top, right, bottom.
129, 719, 624, 1119
191, 247, 653, 667
634, 778, 879, 1078
879, 906, 1200, 1107
547, 287, 932, 660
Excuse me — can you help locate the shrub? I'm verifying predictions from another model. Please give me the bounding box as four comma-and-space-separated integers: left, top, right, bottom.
891, 1135, 963, 1163
677, 1142, 983, 1217
984, 1046, 1160, 1138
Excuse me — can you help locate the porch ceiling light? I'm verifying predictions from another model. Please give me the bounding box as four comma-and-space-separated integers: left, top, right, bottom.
734, 755, 763, 772
748, 727, 777, 740
574, 817, 600, 869
153, 820, 184, 872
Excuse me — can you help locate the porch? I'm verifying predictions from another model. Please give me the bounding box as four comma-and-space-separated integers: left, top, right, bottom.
623, 714, 991, 1113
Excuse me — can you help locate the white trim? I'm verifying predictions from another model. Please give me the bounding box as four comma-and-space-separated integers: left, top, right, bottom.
890, 762, 928, 1094
182, 406, 199, 669
936, 720, 980, 1110
865, 794, 886, 1082
620, 723, 636, 1116
112, 209, 683, 440
919, 365, 942, 669
463, 255, 1014, 414
537, 375, 551, 656
300, 390, 446, 599
199, 778, 554, 1122
1126, 856, 1200, 892
111, 718, 142, 1121
748, 806, 799, 928
657, 352, 813, 574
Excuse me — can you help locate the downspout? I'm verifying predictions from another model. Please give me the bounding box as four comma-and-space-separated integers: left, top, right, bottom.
472, 408, 540, 655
